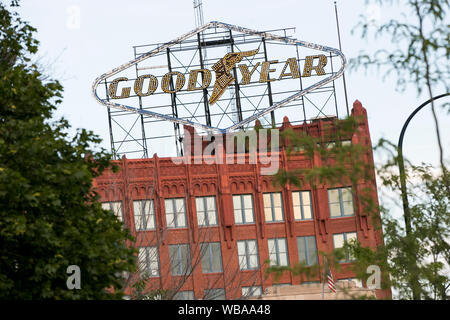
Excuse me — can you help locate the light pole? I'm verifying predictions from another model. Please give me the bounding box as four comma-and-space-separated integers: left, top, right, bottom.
397, 92, 449, 299
397, 92, 449, 235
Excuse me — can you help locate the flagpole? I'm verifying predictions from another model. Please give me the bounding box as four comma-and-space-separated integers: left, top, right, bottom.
321, 255, 327, 300
334, 0, 350, 116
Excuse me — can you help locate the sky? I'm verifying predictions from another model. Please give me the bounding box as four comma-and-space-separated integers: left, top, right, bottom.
15, 0, 449, 171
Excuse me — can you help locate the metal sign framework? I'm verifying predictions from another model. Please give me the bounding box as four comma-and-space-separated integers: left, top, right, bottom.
92, 21, 347, 159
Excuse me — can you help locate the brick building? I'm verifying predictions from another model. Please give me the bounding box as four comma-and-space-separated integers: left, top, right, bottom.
93, 100, 389, 300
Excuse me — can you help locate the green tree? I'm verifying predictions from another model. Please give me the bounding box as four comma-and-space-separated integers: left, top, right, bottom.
350, 0, 449, 299
269, 0, 450, 300
351, 0, 449, 189
346, 142, 450, 299
0, 2, 136, 299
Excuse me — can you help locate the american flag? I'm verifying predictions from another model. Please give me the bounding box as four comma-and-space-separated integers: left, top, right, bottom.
327, 268, 336, 293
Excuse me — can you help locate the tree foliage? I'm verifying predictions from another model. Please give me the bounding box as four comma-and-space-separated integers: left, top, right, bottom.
0, 2, 136, 299
351, 0, 449, 191
346, 141, 450, 299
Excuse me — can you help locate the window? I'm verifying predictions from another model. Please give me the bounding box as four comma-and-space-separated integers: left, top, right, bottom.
341, 140, 352, 146
333, 232, 358, 262
328, 187, 354, 218
201, 242, 223, 273
263, 192, 284, 222
102, 201, 123, 222
241, 286, 262, 298
338, 278, 363, 288
292, 191, 313, 220
232, 194, 254, 224
268, 238, 289, 266
138, 247, 159, 277
297, 236, 318, 266
173, 291, 195, 300
133, 200, 155, 231
169, 244, 191, 276
165, 198, 187, 228
196, 196, 218, 226
204, 288, 226, 300
237, 240, 259, 270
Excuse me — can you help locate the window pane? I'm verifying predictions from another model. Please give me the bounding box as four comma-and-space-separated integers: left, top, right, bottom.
138, 247, 159, 277
133, 201, 142, 216
206, 197, 215, 210
269, 254, 277, 265
277, 239, 287, 253
243, 195, 252, 209
180, 245, 190, 274
293, 205, 301, 220
249, 254, 259, 268
333, 234, 345, 249
268, 239, 277, 266
306, 236, 318, 265
264, 207, 273, 222
197, 211, 206, 226
303, 206, 312, 219
135, 200, 155, 230
279, 253, 288, 266
346, 232, 357, 242
238, 255, 246, 269
166, 213, 175, 228
237, 241, 246, 254
233, 195, 241, 210
342, 201, 354, 216
211, 243, 222, 272
329, 203, 341, 217
342, 140, 352, 146
268, 239, 276, 253
297, 237, 306, 264
234, 208, 243, 223
201, 243, 222, 273
165, 199, 173, 213
244, 209, 254, 223
133, 201, 142, 230
196, 198, 204, 212
169, 246, 178, 275
207, 210, 217, 225
204, 288, 225, 300
177, 212, 186, 227
175, 199, 185, 213
341, 188, 353, 202
263, 194, 271, 208
292, 192, 300, 206
201, 244, 211, 272
174, 291, 194, 300
346, 233, 357, 261
272, 193, 282, 207
247, 240, 256, 253
301, 191, 311, 205
274, 207, 283, 221
170, 244, 190, 275
138, 247, 146, 270
242, 286, 262, 297
146, 201, 155, 229
328, 189, 339, 203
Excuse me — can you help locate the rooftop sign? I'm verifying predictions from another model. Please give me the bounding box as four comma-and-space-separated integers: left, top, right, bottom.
92, 21, 346, 134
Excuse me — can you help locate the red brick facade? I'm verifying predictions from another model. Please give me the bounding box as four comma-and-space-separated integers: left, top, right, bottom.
93, 100, 389, 299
